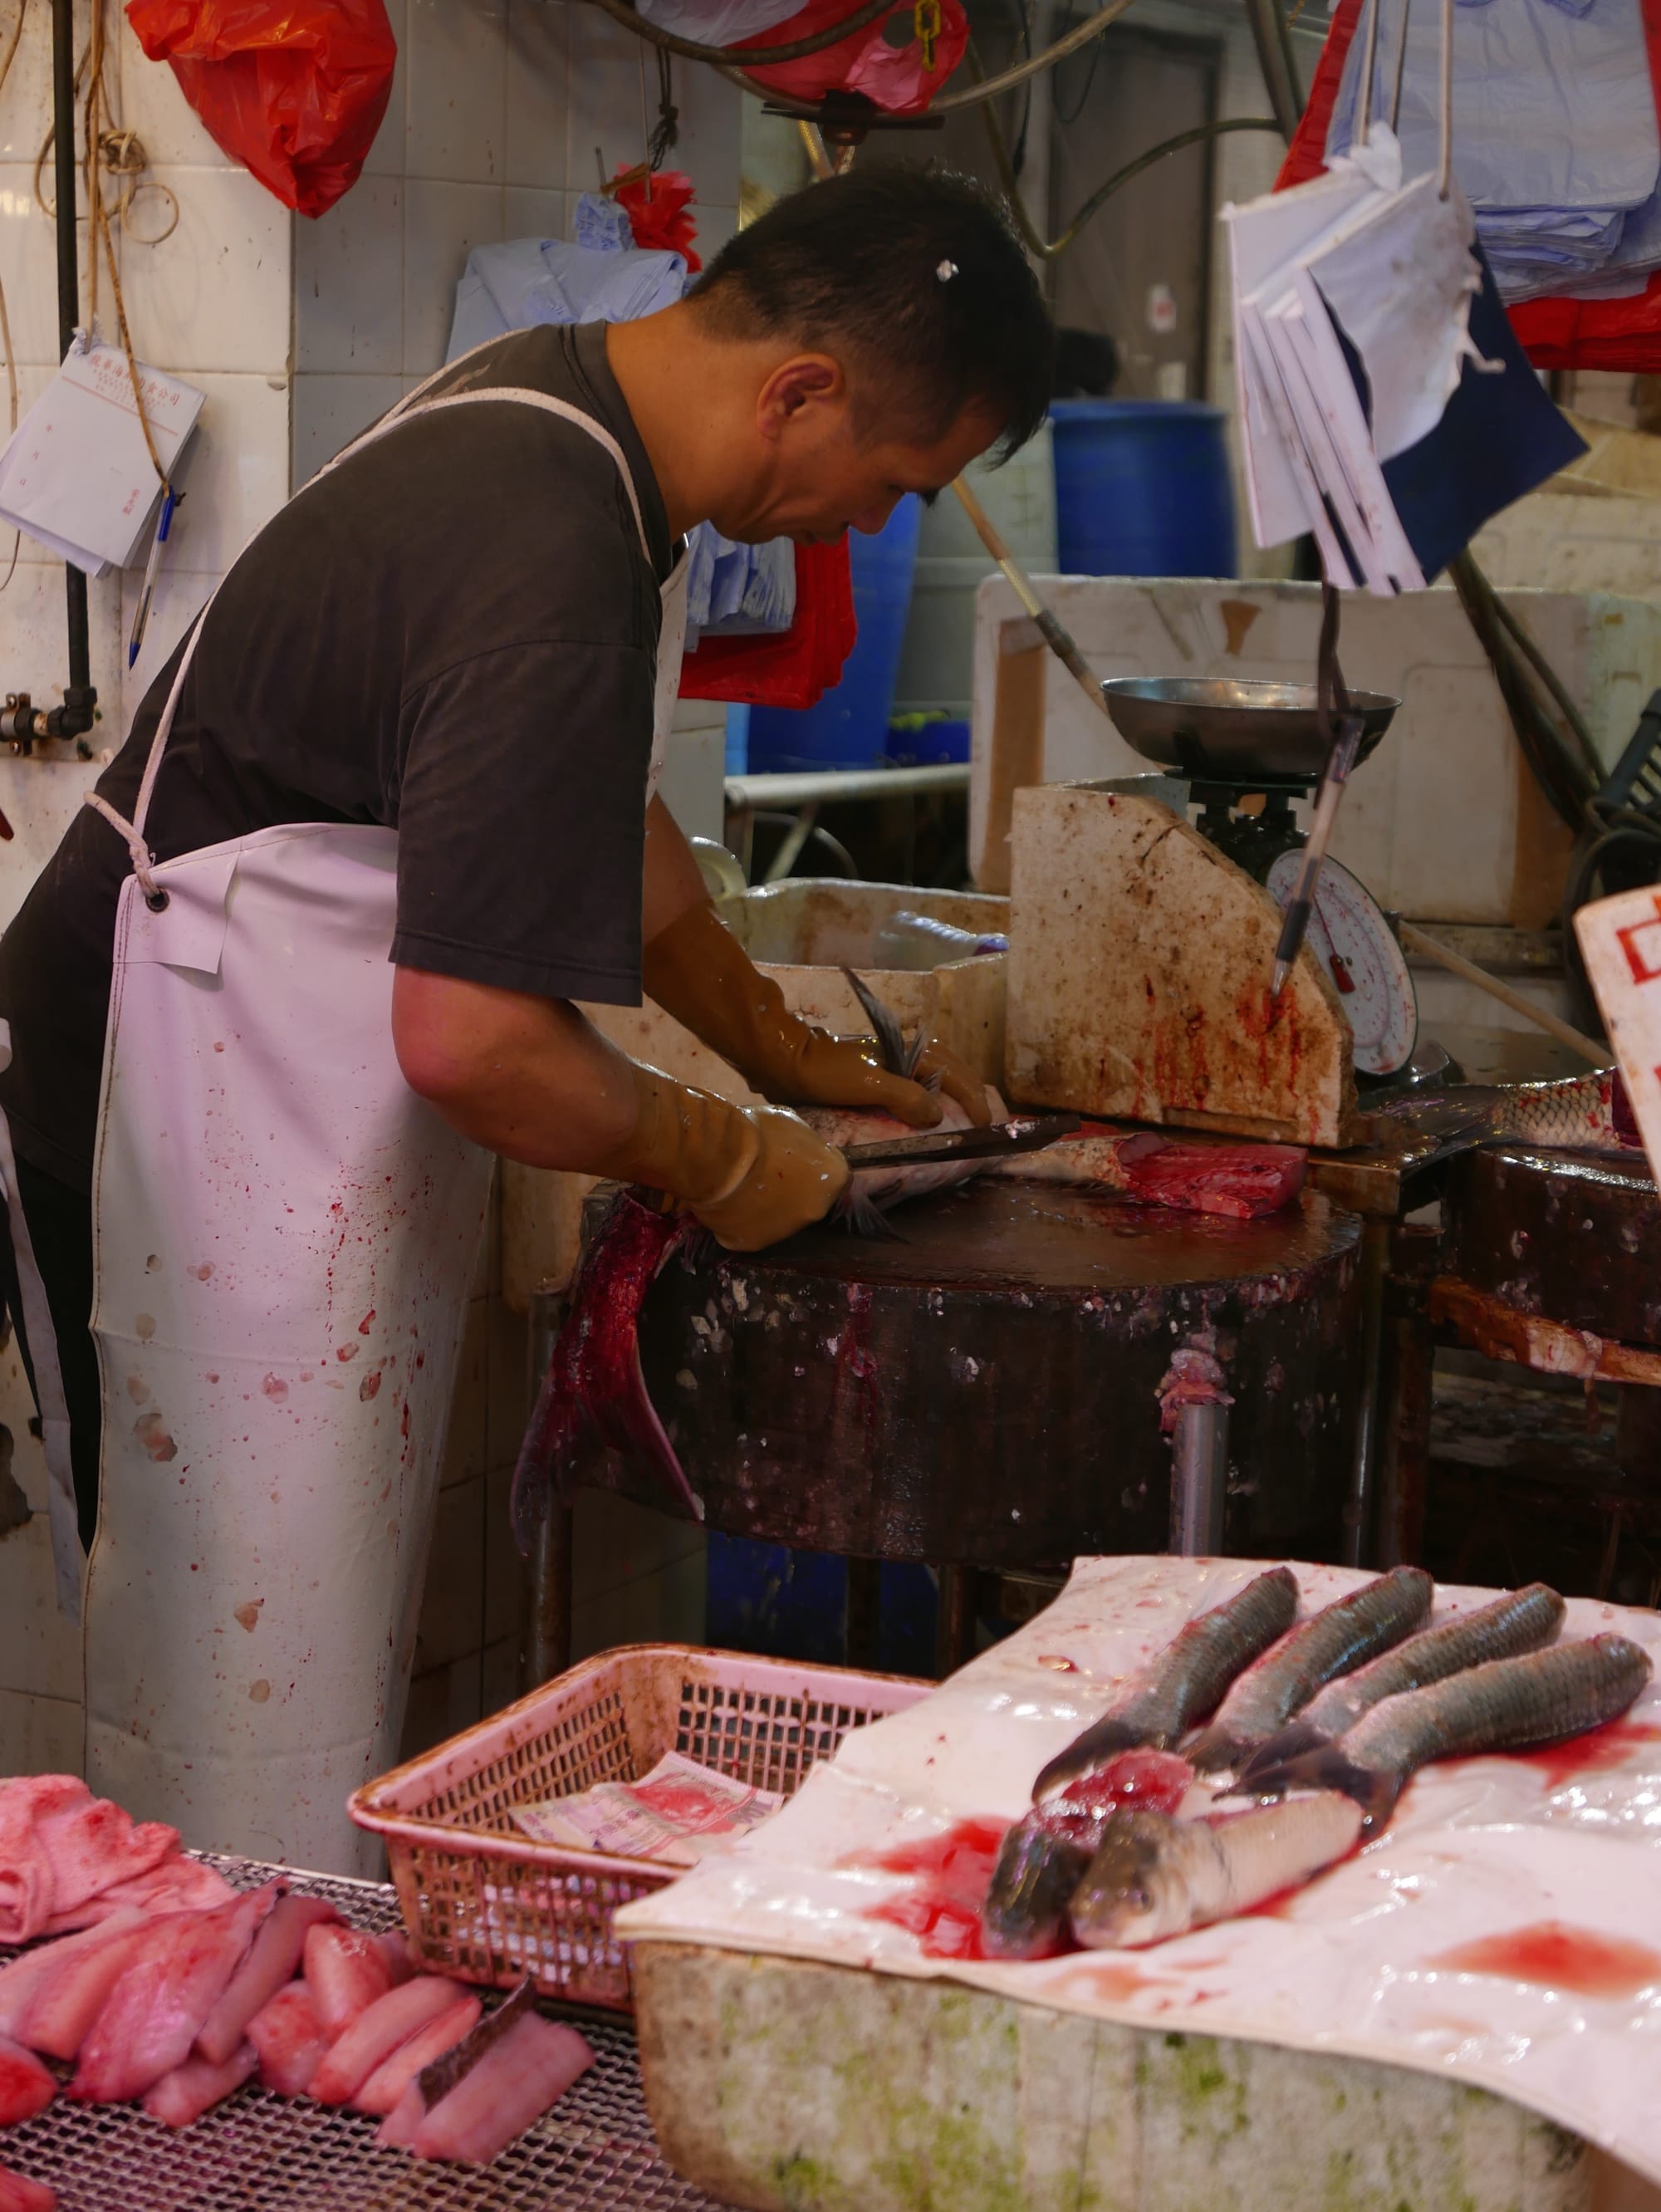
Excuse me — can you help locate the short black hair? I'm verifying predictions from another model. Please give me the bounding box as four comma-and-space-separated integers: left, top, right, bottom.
688, 167, 1054, 462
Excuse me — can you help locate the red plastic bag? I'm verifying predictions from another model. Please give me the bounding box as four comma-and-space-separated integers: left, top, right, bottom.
679, 540, 857, 708
125, 0, 396, 220
613, 169, 702, 272
742, 0, 968, 116
1280, 0, 1661, 371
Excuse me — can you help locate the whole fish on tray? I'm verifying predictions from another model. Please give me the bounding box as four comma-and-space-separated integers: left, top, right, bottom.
1187, 1567, 1433, 1775
1032, 1567, 1300, 1800
1248, 1631, 1651, 1828
982, 1750, 1193, 1962
1238, 1582, 1565, 1790
1071, 1792, 1365, 1949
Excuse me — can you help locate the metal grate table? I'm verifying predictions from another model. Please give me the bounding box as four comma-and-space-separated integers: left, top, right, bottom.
0, 1856, 725, 2211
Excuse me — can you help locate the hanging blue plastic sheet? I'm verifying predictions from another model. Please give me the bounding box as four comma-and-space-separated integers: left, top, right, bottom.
1325, 0, 1661, 300
446, 196, 796, 641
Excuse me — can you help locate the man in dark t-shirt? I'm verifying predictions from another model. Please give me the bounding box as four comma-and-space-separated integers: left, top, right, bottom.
0, 168, 1052, 1851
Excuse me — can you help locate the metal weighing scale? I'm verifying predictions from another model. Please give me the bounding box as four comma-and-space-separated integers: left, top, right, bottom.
1102, 676, 1418, 1079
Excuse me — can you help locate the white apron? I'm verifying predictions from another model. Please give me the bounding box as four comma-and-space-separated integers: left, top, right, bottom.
25, 372, 685, 1876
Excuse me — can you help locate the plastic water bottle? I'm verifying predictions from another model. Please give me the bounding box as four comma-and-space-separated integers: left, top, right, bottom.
872, 911, 1009, 970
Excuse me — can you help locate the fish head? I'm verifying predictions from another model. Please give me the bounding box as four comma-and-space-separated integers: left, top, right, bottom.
1070, 1810, 1193, 1949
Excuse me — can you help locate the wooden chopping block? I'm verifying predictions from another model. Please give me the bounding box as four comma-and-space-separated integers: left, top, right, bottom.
633, 1943, 1594, 2212
1005, 783, 1359, 1149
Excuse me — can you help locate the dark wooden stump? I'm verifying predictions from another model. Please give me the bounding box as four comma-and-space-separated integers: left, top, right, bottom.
603, 1181, 1365, 1571
1442, 1145, 1661, 1347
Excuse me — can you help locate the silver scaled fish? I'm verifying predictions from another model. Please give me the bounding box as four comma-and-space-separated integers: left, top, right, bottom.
1070, 1793, 1365, 1949
1237, 1582, 1565, 1791
1187, 1567, 1433, 1776
1032, 1567, 1299, 1801
1253, 1631, 1652, 1830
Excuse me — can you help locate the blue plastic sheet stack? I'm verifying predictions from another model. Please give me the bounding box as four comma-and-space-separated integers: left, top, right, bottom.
1325, 0, 1661, 302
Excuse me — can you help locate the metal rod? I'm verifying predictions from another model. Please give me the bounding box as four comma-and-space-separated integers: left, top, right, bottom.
1343, 1217, 1390, 1568
1169, 1401, 1228, 1555
950, 477, 1113, 724
520, 1283, 574, 1692
724, 763, 968, 811
51, 0, 89, 697
1398, 920, 1608, 1067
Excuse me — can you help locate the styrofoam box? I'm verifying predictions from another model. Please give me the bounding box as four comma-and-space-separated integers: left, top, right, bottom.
969, 575, 1661, 925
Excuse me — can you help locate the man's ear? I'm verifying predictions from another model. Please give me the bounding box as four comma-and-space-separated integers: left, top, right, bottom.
757, 352, 845, 442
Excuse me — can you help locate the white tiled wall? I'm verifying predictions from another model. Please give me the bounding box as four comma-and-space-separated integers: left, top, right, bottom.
292, 0, 742, 491
0, 0, 741, 1781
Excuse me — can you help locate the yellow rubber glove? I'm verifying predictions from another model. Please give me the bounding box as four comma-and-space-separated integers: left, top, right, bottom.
592, 1060, 850, 1252
641, 900, 992, 1130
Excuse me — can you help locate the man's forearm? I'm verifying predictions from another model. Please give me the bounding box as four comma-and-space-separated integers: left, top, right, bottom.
643, 792, 710, 948
391, 966, 642, 1170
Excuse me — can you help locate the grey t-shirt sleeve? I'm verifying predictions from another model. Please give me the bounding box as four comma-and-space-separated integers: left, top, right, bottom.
389, 635, 655, 1004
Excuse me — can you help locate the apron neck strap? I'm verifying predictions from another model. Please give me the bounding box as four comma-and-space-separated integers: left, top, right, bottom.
83, 380, 660, 907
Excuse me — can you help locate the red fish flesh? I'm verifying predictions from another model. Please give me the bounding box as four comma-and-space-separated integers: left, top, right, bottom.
309, 1975, 466, 2104
44, 1852, 233, 1935
997, 1124, 1306, 1219
511, 1194, 699, 1549
0, 2164, 55, 2212
140, 2042, 258, 2128
0, 1909, 145, 2043
16, 1915, 154, 2062
0, 1778, 91, 1945
302, 1923, 393, 2038
71, 1882, 279, 2102
246, 1981, 332, 2097
197, 1893, 338, 2066
352, 1996, 482, 2116
380, 2006, 595, 2162
0, 2037, 53, 2126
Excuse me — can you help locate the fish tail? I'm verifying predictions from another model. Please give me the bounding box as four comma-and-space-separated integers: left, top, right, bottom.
1237, 1719, 1330, 1791
1183, 1725, 1251, 1777
1248, 1745, 1401, 1832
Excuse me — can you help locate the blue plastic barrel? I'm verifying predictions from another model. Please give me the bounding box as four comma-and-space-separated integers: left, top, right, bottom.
1050, 400, 1237, 579
747, 494, 922, 773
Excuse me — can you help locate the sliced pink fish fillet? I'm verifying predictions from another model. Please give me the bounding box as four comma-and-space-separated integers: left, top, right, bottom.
0, 1777, 91, 1945
246, 1981, 332, 2097
352, 1995, 482, 2117
18, 1915, 157, 2061
196, 1894, 338, 2066
0, 2036, 55, 2126
0, 2161, 56, 2212
141, 2041, 259, 2127
302, 1923, 392, 2038
403, 2012, 595, 2162
71, 1881, 279, 2102
32, 1798, 179, 1930
43, 1852, 233, 1935
0, 1909, 145, 2041
376, 1930, 417, 1985
309, 1976, 465, 2104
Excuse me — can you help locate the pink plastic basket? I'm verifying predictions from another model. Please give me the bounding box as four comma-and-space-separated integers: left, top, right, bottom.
350, 1642, 928, 2011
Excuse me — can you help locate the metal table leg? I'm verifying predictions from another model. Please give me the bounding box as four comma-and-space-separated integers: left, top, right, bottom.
520, 1284, 574, 1690
1169, 1402, 1229, 1555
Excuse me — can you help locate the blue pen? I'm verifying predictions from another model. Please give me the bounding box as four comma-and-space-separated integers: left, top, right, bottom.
127, 487, 177, 670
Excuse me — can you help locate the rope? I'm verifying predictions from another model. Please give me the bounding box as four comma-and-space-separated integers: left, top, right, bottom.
83, 791, 164, 908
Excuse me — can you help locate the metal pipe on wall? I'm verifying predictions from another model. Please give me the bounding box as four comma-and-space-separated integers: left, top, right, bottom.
51, 0, 91, 705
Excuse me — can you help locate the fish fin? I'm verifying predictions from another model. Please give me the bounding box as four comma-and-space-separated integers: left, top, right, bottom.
841, 967, 909, 1077
1247, 1745, 1400, 1832
835, 1184, 904, 1241
1183, 1725, 1249, 1777
1237, 1719, 1331, 1792
1032, 1719, 1150, 1801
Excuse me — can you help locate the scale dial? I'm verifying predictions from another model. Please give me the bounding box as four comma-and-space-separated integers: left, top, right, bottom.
1263, 850, 1418, 1077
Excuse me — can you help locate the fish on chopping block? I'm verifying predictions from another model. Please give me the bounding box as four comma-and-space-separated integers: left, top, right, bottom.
1248, 1631, 1652, 1830
982, 1749, 1193, 1961
1032, 1567, 1300, 1801
1187, 1567, 1434, 1776
510, 972, 1003, 1550
1237, 1582, 1565, 1791
1070, 1793, 1365, 1949
992, 1125, 1308, 1221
